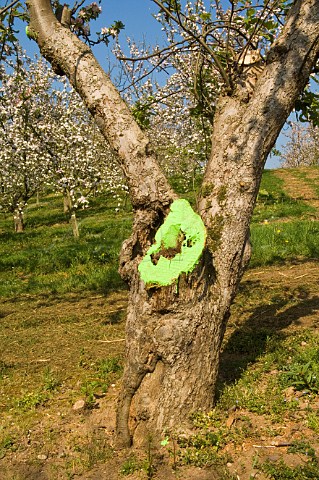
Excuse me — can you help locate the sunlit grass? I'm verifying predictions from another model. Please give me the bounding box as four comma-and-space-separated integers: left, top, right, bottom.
252, 170, 316, 223
0, 194, 131, 297
0, 169, 318, 297
250, 220, 319, 267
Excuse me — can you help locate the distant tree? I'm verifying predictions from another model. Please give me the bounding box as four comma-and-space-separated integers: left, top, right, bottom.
0, 55, 124, 234
0, 56, 52, 231
20, 0, 319, 447
34, 72, 125, 237
280, 122, 319, 167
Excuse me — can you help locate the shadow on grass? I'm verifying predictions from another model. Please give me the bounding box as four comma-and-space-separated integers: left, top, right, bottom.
217, 289, 319, 397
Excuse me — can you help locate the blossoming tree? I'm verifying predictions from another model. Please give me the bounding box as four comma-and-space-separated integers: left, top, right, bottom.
0, 57, 53, 231
18, 0, 319, 446
0, 54, 124, 234
280, 122, 319, 167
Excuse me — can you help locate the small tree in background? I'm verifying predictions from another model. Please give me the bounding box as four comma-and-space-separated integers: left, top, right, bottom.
280, 122, 319, 167
36, 74, 125, 237
0, 54, 125, 234
0, 57, 53, 231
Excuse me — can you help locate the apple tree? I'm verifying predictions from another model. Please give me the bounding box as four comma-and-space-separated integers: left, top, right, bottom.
23, 0, 319, 446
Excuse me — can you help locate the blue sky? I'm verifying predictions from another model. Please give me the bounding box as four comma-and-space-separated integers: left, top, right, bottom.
16, 0, 286, 168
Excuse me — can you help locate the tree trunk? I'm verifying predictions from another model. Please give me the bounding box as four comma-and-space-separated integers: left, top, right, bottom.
13, 209, 24, 233
70, 212, 79, 238
28, 0, 319, 448
63, 190, 72, 214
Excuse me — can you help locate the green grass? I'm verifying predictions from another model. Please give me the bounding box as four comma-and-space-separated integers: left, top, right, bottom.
218, 330, 319, 415
0, 194, 132, 297
0, 172, 318, 478
260, 457, 319, 480
252, 170, 316, 223
1, 169, 318, 299
182, 330, 319, 476
250, 220, 319, 267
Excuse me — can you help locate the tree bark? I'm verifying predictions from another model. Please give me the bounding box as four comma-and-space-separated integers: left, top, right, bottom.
63, 190, 72, 214
70, 212, 79, 238
27, 0, 319, 447
13, 209, 24, 233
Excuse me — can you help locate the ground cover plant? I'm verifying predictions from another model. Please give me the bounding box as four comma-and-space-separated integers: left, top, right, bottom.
0, 167, 318, 479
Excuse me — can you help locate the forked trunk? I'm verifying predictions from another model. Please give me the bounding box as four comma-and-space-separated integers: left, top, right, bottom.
116, 260, 231, 446
27, 0, 319, 449
115, 97, 256, 446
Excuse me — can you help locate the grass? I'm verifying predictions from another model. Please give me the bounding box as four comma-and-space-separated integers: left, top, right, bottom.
0, 194, 132, 297
0, 169, 318, 299
250, 220, 319, 267
252, 170, 316, 223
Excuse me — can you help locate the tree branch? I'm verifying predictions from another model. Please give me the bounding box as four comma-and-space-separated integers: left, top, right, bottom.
27, 0, 175, 210
0, 0, 20, 15
152, 0, 232, 90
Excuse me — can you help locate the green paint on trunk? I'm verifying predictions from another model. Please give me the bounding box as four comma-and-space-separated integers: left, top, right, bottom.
138, 199, 206, 286
25, 26, 38, 41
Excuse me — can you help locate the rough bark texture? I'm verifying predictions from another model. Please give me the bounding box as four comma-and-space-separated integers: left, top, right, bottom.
70, 213, 79, 238
63, 190, 72, 214
27, 0, 319, 447
13, 210, 24, 233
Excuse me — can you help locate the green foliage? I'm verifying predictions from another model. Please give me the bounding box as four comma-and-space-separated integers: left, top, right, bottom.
120, 455, 140, 475
260, 458, 319, 479
131, 100, 154, 129
287, 441, 316, 461
0, 2, 29, 61
42, 367, 61, 392
280, 346, 319, 393
15, 391, 49, 411
80, 356, 123, 404
0, 435, 16, 459
178, 431, 221, 449
295, 87, 319, 127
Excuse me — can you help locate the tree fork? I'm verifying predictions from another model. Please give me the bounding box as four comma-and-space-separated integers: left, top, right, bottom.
27, 0, 319, 447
